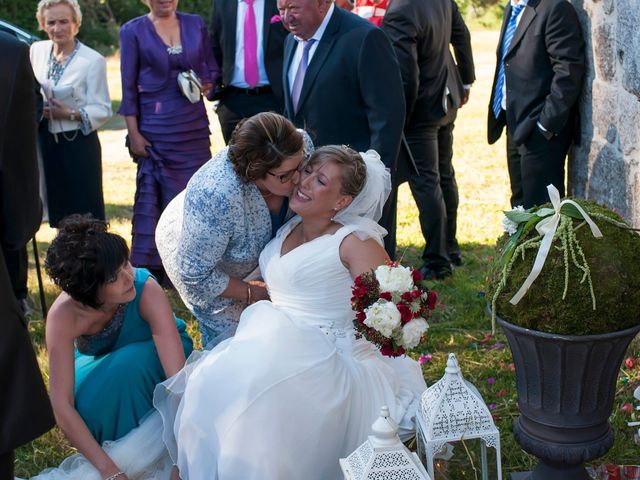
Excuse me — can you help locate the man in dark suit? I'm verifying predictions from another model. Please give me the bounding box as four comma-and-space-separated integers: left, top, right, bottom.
0, 32, 55, 478
279, 0, 405, 257
210, 0, 290, 143
382, 0, 475, 279
488, 0, 585, 209
280, 0, 404, 164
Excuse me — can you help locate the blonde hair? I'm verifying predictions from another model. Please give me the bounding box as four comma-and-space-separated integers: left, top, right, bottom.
36, 0, 82, 30
305, 145, 366, 197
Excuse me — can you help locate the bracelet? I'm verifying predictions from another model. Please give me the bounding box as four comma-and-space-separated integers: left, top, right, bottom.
246, 283, 252, 305
69, 109, 77, 121
104, 472, 124, 480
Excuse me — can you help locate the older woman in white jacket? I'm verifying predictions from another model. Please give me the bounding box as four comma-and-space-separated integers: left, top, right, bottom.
30, 0, 112, 227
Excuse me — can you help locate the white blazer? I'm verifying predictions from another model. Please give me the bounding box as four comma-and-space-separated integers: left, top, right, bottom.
30, 40, 112, 134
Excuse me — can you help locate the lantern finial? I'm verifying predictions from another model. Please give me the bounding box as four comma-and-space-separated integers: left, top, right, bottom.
445, 353, 459, 374
370, 406, 399, 447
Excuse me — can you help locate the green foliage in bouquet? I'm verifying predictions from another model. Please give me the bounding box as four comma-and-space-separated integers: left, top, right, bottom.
487, 200, 640, 335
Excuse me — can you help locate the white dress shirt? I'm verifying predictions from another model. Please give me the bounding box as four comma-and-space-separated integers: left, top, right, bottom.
287, 2, 335, 95
231, 0, 269, 88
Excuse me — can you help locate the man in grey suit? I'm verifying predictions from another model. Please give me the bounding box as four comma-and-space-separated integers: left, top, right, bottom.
0, 31, 54, 477
279, 0, 405, 256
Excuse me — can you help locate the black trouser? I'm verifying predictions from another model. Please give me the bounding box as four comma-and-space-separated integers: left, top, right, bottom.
506, 121, 573, 209
381, 186, 399, 260
1, 245, 28, 301
0, 450, 14, 480
215, 87, 283, 144
438, 119, 460, 259
404, 107, 457, 270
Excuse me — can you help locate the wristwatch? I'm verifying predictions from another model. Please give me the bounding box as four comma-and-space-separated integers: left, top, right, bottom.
69, 110, 77, 121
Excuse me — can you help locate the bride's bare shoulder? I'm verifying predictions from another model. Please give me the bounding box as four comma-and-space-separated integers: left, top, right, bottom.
339, 233, 389, 278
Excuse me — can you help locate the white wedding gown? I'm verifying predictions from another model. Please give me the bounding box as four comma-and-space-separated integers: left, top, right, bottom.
154, 217, 427, 480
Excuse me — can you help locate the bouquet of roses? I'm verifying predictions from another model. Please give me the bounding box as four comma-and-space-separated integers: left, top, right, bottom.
351, 261, 437, 357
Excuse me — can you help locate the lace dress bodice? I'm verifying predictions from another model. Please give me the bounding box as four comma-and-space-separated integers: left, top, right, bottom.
259, 217, 357, 333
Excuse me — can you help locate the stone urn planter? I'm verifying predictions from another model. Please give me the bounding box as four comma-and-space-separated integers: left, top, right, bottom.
497, 315, 640, 480
487, 187, 640, 480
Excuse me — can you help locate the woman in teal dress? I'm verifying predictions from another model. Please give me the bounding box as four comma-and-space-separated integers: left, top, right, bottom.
44, 214, 192, 480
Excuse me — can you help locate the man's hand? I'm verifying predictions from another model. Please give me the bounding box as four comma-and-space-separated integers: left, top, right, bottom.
460, 86, 471, 107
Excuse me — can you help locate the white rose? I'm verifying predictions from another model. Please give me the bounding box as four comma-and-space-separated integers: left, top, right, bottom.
502, 205, 525, 236
363, 300, 401, 338
375, 265, 414, 293
501, 216, 519, 236
399, 318, 429, 350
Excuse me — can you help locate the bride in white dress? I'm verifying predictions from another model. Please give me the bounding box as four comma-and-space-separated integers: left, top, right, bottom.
154, 146, 427, 480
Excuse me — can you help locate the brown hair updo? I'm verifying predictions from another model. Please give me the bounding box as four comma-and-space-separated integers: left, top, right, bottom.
45, 214, 129, 309
228, 112, 303, 182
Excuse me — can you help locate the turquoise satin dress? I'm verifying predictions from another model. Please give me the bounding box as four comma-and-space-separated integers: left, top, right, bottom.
73, 268, 193, 443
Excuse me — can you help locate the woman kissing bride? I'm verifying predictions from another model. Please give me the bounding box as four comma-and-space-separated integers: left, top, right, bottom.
155, 146, 427, 479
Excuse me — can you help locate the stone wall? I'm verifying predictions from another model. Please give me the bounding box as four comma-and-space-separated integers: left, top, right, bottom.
568, 0, 640, 227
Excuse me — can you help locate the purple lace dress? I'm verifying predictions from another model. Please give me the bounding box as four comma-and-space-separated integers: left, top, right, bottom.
119, 13, 219, 272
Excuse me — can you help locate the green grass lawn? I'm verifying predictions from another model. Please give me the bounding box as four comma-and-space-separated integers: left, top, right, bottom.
15, 30, 640, 478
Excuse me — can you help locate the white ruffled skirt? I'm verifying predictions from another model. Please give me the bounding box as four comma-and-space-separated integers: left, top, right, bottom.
154, 301, 426, 480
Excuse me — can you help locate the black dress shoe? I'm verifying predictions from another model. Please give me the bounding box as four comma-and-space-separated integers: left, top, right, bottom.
449, 253, 463, 267
419, 264, 452, 280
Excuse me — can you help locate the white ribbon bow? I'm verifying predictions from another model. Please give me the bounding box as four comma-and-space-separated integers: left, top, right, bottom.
509, 184, 603, 305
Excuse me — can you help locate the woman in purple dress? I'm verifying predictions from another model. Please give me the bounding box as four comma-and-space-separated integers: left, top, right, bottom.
119, 0, 219, 281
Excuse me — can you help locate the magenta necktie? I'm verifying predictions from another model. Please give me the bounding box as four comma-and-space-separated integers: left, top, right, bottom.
291, 39, 315, 113
243, 0, 259, 88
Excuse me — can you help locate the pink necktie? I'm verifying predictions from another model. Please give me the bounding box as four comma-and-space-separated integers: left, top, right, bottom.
243, 0, 259, 88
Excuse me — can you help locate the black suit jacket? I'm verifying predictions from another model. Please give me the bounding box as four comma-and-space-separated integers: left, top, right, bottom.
0, 32, 54, 454
210, 0, 289, 100
487, 0, 585, 145
382, 0, 475, 128
283, 7, 405, 171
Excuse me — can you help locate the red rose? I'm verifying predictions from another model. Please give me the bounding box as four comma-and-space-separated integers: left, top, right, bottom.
380, 292, 392, 301
355, 285, 367, 296
401, 291, 413, 302
356, 311, 366, 323
427, 291, 437, 310
411, 289, 422, 300
396, 303, 413, 324
411, 268, 423, 283
380, 344, 405, 357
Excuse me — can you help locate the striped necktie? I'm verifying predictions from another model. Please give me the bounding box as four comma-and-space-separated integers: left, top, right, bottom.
492, 3, 526, 119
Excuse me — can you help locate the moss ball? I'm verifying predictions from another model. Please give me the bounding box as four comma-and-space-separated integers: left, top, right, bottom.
487, 201, 640, 335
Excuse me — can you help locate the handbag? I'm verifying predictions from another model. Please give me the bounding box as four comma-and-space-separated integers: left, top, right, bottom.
177, 69, 202, 104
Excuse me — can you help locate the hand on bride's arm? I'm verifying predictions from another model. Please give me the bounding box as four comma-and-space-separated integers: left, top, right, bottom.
248, 280, 269, 302
46, 314, 127, 480
220, 277, 270, 304
339, 233, 390, 279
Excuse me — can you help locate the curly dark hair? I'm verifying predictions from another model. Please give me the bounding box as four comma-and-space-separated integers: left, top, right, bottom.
228, 112, 303, 182
45, 214, 129, 309
305, 145, 366, 197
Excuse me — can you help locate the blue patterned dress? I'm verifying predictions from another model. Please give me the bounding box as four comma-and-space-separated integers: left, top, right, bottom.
156, 150, 273, 348
74, 268, 193, 443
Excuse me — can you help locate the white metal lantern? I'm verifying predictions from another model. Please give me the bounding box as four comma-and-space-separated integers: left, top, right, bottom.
416, 353, 502, 480
340, 405, 431, 480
